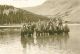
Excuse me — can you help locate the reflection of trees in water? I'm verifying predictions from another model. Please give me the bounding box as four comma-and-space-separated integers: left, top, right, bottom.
21, 33, 69, 54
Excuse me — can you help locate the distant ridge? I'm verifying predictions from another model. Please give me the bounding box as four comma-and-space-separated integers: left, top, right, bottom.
23, 0, 80, 23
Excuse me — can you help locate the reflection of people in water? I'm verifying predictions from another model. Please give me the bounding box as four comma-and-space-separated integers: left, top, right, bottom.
35, 33, 69, 49
63, 33, 69, 50
21, 35, 26, 48
21, 32, 69, 54
21, 34, 27, 54
56, 33, 69, 49
21, 34, 34, 54
21, 35, 34, 47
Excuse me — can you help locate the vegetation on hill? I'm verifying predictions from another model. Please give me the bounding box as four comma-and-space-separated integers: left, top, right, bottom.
0, 5, 49, 24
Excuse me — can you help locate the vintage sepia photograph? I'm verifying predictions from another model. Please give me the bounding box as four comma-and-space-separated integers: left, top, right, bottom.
0, 0, 80, 54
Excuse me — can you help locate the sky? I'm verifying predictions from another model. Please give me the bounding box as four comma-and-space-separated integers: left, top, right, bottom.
0, 0, 46, 8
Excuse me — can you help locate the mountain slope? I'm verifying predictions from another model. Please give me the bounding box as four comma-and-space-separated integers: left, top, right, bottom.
0, 5, 49, 24
23, 0, 80, 23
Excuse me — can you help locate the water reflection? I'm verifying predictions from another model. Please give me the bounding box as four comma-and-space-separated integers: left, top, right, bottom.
0, 29, 70, 54
21, 33, 69, 54
0, 30, 20, 45
0, 25, 80, 54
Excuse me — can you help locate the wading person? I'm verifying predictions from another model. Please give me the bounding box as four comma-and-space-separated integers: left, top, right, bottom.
63, 21, 70, 34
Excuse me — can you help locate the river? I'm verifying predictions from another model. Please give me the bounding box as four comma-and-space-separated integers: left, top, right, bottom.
0, 24, 80, 54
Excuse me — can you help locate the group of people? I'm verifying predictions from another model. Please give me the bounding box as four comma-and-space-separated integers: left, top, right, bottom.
21, 18, 70, 36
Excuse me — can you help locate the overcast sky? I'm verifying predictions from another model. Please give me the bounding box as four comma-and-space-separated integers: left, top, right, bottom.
0, 0, 46, 8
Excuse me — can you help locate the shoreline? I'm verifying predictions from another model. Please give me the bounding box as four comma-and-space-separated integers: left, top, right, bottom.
0, 24, 80, 28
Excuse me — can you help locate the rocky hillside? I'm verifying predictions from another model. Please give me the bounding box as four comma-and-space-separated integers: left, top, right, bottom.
23, 0, 80, 23
0, 5, 49, 24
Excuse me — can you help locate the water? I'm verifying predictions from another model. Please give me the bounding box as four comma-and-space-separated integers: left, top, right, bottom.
0, 24, 80, 54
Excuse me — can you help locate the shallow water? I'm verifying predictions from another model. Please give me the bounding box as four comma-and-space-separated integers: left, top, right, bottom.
0, 24, 80, 54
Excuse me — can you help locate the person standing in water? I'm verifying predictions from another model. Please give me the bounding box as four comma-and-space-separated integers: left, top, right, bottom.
63, 21, 70, 34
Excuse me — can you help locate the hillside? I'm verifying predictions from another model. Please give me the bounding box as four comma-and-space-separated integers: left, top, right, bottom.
0, 5, 49, 24
23, 0, 80, 23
